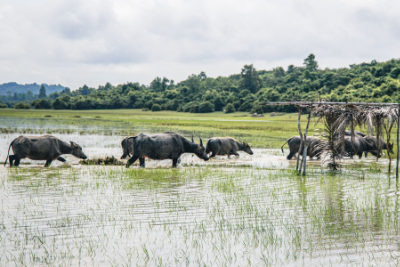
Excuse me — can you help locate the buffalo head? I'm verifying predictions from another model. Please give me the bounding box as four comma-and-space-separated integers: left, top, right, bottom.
388, 142, 394, 154
70, 141, 87, 159
194, 136, 209, 161
242, 142, 254, 155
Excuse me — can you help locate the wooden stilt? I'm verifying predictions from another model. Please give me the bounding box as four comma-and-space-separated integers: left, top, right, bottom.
397, 104, 400, 181
386, 120, 394, 175
296, 106, 303, 171
300, 107, 313, 175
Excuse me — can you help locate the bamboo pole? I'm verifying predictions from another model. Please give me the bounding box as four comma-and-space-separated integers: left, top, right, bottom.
397, 104, 400, 181
300, 107, 313, 175
262, 101, 399, 106
386, 122, 394, 174
296, 106, 303, 171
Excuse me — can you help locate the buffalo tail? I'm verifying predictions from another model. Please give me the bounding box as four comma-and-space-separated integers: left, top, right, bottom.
281, 138, 292, 154
4, 138, 16, 167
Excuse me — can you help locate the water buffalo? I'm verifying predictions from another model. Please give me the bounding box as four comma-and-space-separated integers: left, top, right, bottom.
343, 136, 371, 159
120, 136, 136, 159
206, 137, 253, 158
125, 132, 209, 168
363, 136, 393, 157
281, 136, 323, 160
4, 135, 87, 167
344, 130, 366, 137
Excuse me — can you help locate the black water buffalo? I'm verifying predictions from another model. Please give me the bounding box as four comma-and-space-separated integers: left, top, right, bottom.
343, 135, 374, 159
281, 136, 323, 160
120, 136, 136, 159
4, 135, 87, 167
363, 135, 394, 157
344, 130, 366, 137
206, 137, 253, 158
125, 132, 209, 168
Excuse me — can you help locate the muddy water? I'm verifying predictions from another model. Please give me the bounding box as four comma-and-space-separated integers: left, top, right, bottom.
1, 127, 400, 266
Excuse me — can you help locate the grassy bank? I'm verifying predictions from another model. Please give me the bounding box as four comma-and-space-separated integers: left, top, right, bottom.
0, 109, 318, 148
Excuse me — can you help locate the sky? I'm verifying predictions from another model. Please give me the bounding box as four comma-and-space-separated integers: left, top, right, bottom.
1, 0, 399, 90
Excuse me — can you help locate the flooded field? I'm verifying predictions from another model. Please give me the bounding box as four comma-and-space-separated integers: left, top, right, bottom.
1, 119, 400, 266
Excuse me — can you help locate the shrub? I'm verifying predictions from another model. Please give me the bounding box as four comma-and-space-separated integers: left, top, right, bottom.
224, 103, 235, 113
151, 103, 162, 111
15, 102, 31, 109
72, 99, 92, 110
33, 99, 51, 109
52, 98, 70, 109
198, 101, 215, 113
0, 103, 8, 108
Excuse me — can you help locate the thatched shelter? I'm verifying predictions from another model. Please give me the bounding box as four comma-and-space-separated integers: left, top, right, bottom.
262, 101, 400, 177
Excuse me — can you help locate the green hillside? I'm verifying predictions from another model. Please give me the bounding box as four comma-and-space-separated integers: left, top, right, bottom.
2, 55, 400, 112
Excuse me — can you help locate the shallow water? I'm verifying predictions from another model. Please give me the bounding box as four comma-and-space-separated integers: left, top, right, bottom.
1, 124, 400, 266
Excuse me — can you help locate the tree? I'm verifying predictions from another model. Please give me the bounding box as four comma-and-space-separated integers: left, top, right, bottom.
303, 54, 318, 71
186, 74, 201, 93
225, 103, 235, 113
239, 64, 261, 93
198, 71, 207, 80
15, 102, 30, 109
274, 67, 285, 77
39, 85, 47, 98
151, 103, 162, 111
80, 85, 91, 96
61, 87, 71, 95
287, 65, 295, 74
198, 101, 214, 113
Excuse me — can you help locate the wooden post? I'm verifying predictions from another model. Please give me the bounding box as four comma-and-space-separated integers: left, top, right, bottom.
397, 104, 400, 181
386, 120, 394, 175
299, 107, 313, 175
296, 106, 303, 171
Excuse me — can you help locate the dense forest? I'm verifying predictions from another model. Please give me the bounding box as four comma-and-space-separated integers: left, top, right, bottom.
2, 54, 400, 113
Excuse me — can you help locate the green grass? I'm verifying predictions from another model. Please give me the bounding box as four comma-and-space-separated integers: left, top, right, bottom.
0, 109, 317, 148
2, 165, 400, 266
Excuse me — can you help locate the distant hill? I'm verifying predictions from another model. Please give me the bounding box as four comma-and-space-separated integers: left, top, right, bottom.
0, 83, 65, 96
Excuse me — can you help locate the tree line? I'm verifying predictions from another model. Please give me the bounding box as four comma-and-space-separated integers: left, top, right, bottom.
2, 54, 400, 113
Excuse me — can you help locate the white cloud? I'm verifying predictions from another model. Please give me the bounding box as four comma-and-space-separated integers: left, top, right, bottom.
1, 0, 400, 89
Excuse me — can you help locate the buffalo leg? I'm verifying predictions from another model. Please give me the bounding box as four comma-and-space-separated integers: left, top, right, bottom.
139, 157, 145, 168
172, 157, 179, 167
126, 156, 139, 168
9, 155, 16, 167
14, 157, 21, 167
57, 156, 66, 162
287, 149, 296, 160
44, 160, 53, 167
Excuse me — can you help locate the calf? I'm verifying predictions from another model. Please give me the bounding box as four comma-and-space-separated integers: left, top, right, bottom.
206, 137, 253, 158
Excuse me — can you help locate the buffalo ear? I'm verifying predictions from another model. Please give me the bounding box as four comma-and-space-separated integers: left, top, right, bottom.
70, 141, 78, 148
199, 136, 203, 147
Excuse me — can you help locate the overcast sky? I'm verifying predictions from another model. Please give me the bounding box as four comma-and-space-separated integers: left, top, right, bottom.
1, 0, 399, 89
